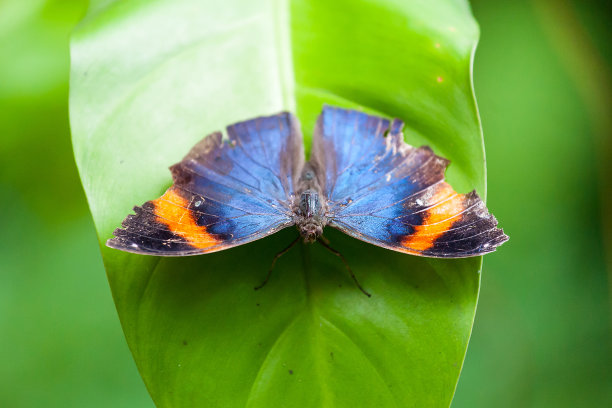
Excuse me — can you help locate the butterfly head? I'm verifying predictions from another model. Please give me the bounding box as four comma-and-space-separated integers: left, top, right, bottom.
298, 221, 323, 243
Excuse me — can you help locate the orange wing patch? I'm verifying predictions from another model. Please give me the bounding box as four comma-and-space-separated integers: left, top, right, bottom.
152, 188, 219, 250
402, 183, 465, 251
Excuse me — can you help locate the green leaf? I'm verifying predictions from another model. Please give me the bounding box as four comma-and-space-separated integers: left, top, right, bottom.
70, 0, 484, 406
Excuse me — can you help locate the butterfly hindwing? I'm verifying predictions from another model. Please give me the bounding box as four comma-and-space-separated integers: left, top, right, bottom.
107, 112, 303, 256
312, 106, 507, 258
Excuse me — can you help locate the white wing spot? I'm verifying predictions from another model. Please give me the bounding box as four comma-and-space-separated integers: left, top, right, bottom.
386, 173, 391, 182
194, 200, 202, 207
416, 199, 424, 206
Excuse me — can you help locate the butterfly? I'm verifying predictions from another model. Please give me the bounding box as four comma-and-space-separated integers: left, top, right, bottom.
107, 106, 508, 296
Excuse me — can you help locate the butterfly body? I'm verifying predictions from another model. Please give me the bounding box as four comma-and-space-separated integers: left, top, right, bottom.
293, 164, 327, 243
107, 106, 507, 261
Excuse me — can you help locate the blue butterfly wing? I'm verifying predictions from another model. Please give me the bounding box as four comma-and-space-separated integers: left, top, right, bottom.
107, 112, 304, 255
311, 106, 507, 257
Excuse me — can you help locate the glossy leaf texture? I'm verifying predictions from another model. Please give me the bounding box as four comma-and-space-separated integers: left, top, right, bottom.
70, 0, 485, 407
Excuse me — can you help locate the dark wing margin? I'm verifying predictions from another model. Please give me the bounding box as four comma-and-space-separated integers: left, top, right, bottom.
311, 105, 508, 258
107, 112, 304, 256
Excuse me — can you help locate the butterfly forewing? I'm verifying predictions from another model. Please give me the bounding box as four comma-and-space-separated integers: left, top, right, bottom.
312, 106, 507, 257
107, 112, 303, 256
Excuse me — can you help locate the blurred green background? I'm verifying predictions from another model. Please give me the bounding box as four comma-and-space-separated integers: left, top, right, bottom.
0, 0, 609, 407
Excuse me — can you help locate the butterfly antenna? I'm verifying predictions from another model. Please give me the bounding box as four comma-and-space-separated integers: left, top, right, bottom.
255, 235, 301, 291
317, 238, 371, 297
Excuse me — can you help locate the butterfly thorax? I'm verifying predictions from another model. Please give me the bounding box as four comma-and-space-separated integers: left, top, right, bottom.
293, 163, 328, 243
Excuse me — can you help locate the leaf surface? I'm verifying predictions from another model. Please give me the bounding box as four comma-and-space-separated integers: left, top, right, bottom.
70, 0, 484, 406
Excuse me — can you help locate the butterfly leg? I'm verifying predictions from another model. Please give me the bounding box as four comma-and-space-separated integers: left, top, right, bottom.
254, 235, 301, 291
318, 235, 331, 245
317, 239, 371, 297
